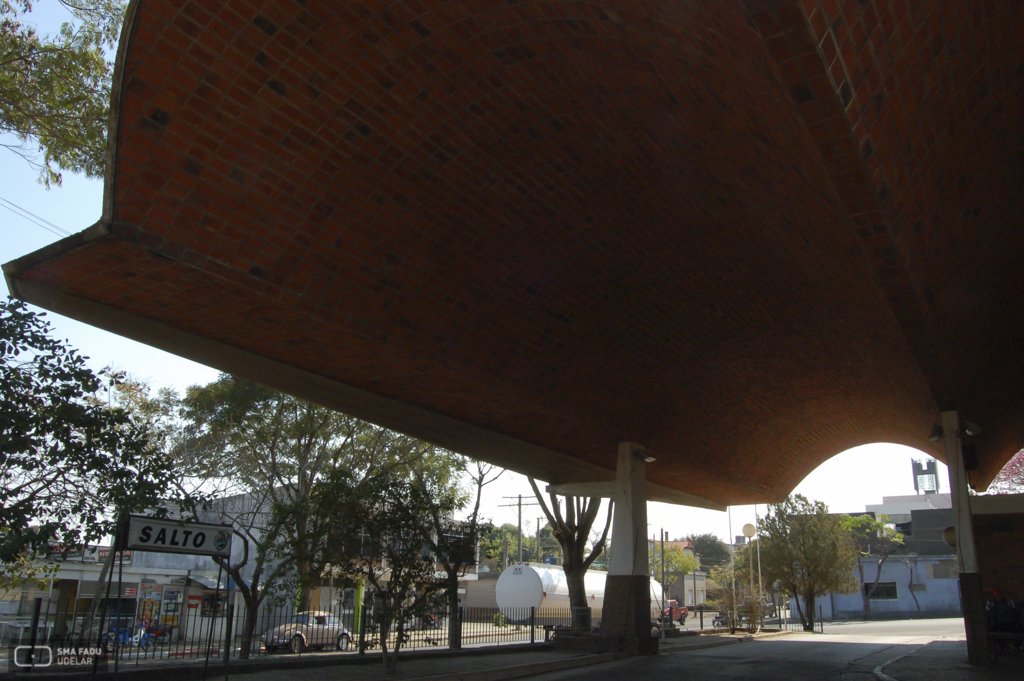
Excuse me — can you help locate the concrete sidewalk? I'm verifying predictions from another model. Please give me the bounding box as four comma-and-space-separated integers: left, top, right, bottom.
875, 640, 1024, 681
235, 633, 754, 681
657, 629, 793, 655
7, 632, 760, 681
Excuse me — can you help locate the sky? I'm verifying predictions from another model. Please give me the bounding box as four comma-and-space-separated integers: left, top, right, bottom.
2, 3, 955, 547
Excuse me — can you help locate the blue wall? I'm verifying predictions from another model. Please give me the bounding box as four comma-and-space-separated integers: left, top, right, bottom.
791, 555, 962, 621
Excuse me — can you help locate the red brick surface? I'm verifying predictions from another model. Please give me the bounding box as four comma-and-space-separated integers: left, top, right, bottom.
975, 513, 1024, 598
10, 0, 1024, 501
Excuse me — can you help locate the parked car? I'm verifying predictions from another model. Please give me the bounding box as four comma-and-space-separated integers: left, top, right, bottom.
712, 611, 734, 628
662, 599, 688, 624
262, 611, 352, 653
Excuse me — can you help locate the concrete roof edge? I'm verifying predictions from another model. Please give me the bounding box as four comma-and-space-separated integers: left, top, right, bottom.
647, 482, 727, 512
971, 493, 1024, 515
101, 0, 143, 222
2, 221, 110, 297
6, 275, 620, 487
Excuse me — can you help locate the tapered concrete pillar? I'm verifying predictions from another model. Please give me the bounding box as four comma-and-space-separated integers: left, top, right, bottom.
602, 442, 657, 654
942, 411, 988, 665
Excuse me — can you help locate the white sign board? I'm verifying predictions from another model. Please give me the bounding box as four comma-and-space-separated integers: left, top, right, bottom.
126, 517, 232, 557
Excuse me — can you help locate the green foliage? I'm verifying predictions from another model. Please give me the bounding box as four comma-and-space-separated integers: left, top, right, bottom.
1, 299, 174, 583
758, 494, 859, 631
175, 373, 467, 654
297, 467, 451, 669
650, 544, 699, 586
178, 375, 452, 593
480, 523, 518, 564
684, 532, 731, 567
841, 513, 905, 618
1, 1, 124, 186
414, 459, 492, 574
841, 513, 904, 556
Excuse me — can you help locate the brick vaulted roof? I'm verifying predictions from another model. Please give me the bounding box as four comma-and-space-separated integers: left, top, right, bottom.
5, 0, 1024, 505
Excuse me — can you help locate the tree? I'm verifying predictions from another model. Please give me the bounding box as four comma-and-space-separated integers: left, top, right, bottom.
650, 544, 699, 588
1, 1, 124, 186
176, 374, 449, 657
757, 495, 859, 631
479, 523, 518, 569
706, 542, 763, 632
842, 513, 904, 621
299, 467, 449, 671
527, 478, 612, 621
988, 448, 1024, 493
412, 459, 499, 649
1, 299, 175, 585
684, 533, 731, 568
707, 561, 758, 631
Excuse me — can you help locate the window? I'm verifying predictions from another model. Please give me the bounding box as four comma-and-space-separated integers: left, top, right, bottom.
289, 614, 310, 625
864, 582, 898, 600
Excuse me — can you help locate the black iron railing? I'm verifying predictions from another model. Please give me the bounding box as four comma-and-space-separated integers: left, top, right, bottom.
0, 593, 597, 671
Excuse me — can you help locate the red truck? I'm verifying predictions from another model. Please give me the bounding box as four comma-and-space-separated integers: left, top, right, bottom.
662, 599, 688, 624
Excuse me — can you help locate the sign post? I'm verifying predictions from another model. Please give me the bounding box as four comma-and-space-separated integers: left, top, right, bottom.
125, 517, 232, 558
122, 516, 233, 681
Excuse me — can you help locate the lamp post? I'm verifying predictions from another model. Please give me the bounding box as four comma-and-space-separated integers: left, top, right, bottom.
755, 506, 764, 623
661, 530, 667, 641
742, 522, 761, 631
728, 508, 736, 634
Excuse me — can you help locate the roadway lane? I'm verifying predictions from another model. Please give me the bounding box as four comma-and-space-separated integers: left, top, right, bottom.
535, 619, 966, 681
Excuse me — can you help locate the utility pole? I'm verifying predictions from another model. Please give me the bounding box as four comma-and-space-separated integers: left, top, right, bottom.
661, 529, 667, 641
537, 518, 543, 562
693, 565, 698, 609
499, 495, 539, 563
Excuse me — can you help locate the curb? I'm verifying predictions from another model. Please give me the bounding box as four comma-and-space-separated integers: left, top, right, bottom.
403, 652, 630, 681
873, 653, 907, 681
747, 630, 796, 641
658, 629, 794, 655
659, 636, 746, 655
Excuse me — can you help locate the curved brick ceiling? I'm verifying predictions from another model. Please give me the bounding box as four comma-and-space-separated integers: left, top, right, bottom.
5, 0, 1023, 504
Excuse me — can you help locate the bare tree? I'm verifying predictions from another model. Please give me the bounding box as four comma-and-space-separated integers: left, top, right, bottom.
527, 478, 612, 620
416, 460, 501, 648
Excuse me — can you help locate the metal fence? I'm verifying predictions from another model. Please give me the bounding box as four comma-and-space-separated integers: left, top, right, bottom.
2, 593, 594, 672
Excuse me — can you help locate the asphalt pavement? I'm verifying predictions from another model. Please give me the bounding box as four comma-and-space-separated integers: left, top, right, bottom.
530, 618, 1010, 681
12, 618, 1021, 680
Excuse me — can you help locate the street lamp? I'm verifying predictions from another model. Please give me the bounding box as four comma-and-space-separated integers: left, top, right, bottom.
742, 519, 765, 630
743, 524, 755, 629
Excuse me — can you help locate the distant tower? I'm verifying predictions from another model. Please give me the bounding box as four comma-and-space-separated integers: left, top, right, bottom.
912, 458, 939, 495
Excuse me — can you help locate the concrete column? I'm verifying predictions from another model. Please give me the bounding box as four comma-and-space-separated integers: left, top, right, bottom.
602, 442, 656, 653
942, 411, 988, 665
608, 442, 650, 577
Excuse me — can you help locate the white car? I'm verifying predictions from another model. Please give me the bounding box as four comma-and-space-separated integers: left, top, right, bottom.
262, 611, 352, 653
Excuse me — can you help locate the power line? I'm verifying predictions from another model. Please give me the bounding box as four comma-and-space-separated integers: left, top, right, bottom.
0, 194, 72, 239
0, 202, 66, 240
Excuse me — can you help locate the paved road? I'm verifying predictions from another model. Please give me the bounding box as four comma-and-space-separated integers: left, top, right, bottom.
536, 619, 967, 681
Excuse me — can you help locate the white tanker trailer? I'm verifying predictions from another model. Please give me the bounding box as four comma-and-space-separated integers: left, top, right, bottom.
494, 563, 665, 623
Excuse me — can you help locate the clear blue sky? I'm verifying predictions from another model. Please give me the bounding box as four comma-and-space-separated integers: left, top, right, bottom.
1, 2, 951, 542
